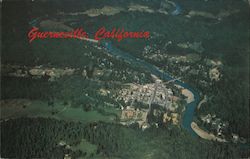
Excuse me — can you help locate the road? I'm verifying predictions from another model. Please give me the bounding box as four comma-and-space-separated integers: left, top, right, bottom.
100, 41, 200, 136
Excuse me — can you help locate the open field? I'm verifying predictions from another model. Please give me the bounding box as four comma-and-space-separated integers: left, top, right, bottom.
0, 99, 120, 123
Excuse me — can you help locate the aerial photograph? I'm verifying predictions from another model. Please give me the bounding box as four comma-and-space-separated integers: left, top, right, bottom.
0, 0, 249, 158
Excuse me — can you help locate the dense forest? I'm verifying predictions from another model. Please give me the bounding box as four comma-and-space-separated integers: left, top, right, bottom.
0, 117, 241, 159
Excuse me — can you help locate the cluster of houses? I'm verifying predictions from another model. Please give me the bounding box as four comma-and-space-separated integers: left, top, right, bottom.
200, 114, 246, 143
117, 83, 178, 110
118, 82, 181, 130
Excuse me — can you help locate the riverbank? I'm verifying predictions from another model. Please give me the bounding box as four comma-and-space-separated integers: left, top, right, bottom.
191, 122, 226, 142
197, 95, 207, 110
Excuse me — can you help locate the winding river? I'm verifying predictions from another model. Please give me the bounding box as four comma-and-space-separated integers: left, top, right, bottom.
101, 41, 200, 136
29, 17, 199, 135
101, 41, 250, 149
